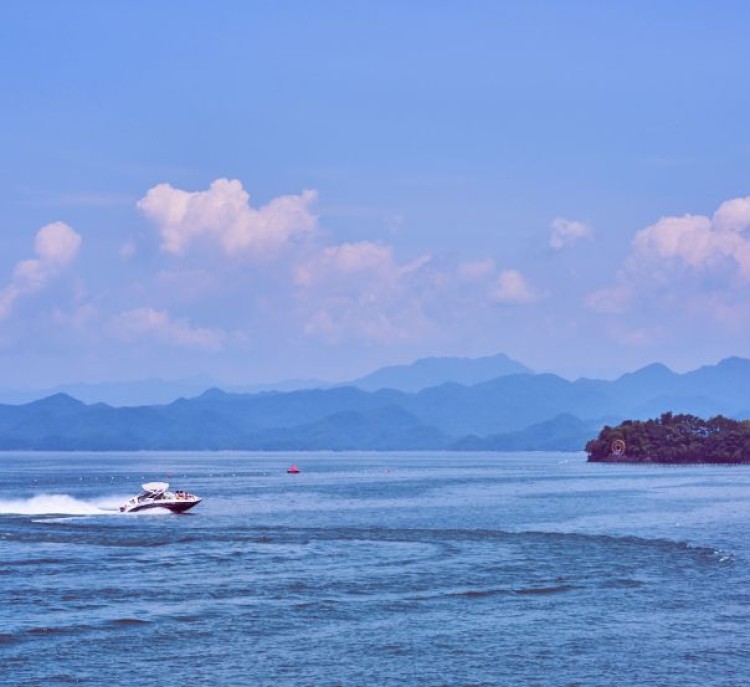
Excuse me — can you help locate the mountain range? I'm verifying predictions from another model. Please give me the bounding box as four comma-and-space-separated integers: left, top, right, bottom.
0, 353, 526, 405
0, 355, 748, 451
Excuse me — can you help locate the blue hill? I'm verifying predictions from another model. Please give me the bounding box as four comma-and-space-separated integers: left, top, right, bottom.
0, 357, 747, 451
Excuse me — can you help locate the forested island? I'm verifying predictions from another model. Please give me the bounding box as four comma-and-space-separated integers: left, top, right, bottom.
586, 413, 750, 464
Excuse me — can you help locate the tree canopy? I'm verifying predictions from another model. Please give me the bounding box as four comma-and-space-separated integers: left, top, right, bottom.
586, 413, 750, 463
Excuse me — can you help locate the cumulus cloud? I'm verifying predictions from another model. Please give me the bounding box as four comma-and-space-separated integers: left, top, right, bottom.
137, 178, 317, 258
0, 222, 82, 320
128, 178, 552, 348
133, 178, 447, 346
549, 218, 592, 251
587, 195, 750, 315
110, 307, 225, 351
631, 197, 750, 277
490, 269, 540, 304
713, 196, 750, 233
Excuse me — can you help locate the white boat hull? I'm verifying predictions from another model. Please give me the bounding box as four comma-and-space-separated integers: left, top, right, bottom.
120, 498, 201, 514
119, 482, 202, 513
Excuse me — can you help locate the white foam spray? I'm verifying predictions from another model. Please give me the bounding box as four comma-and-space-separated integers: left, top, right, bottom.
0, 494, 124, 515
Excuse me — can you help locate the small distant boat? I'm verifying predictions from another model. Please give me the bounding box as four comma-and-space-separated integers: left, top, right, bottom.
287, 464, 300, 474
119, 482, 202, 513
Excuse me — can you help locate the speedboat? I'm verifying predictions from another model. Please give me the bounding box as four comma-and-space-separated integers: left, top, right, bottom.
119, 482, 202, 513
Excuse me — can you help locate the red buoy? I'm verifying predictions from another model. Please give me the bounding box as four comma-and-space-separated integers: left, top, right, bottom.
287, 464, 300, 474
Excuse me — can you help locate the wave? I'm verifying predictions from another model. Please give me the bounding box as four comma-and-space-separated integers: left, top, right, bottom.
0, 494, 124, 515
514, 584, 578, 596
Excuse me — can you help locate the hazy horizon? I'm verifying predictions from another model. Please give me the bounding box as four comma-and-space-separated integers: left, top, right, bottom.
2, 2, 750, 388
1, 351, 745, 401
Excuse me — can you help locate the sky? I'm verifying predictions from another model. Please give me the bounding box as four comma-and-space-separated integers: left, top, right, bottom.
1, 0, 750, 388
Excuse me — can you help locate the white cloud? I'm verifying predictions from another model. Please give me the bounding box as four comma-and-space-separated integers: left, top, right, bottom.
457, 258, 495, 280
133, 178, 448, 348
490, 269, 540, 304
294, 241, 403, 288
549, 218, 592, 251
632, 197, 750, 278
34, 222, 81, 264
292, 241, 435, 343
713, 196, 750, 233
109, 307, 225, 351
0, 222, 82, 320
137, 178, 317, 258
587, 194, 750, 316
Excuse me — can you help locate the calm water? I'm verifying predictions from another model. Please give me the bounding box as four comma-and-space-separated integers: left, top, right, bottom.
2, 451, 750, 686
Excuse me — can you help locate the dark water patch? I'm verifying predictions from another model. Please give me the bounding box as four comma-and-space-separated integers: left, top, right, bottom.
283, 581, 308, 594
26, 623, 96, 637
45, 675, 80, 685
202, 549, 256, 563
447, 588, 510, 599
107, 617, 151, 628
243, 525, 735, 561
1, 529, 182, 550
100, 537, 176, 548
514, 584, 579, 596
2, 557, 67, 566
0, 631, 21, 646
377, 643, 410, 656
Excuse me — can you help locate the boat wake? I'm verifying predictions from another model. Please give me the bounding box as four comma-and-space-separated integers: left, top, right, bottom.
126, 506, 174, 516
0, 494, 123, 516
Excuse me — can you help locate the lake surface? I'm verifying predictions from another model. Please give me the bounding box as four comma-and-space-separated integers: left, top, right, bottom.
2, 451, 750, 686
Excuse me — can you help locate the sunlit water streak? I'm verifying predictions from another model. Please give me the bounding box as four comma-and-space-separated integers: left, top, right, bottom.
2, 451, 750, 686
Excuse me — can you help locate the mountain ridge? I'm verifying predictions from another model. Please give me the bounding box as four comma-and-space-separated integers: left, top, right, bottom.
0, 352, 530, 406
0, 356, 747, 451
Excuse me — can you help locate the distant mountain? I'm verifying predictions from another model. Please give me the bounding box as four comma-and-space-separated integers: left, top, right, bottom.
347, 353, 531, 392
244, 405, 448, 451
0, 377, 216, 406
451, 414, 600, 452
0, 352, 527, 405
572, 357, 750, 420
0, 376, 330, 406
0, 357, 747, 451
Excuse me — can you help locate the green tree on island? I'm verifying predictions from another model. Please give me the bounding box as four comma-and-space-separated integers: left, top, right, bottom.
586, 413, 750, 463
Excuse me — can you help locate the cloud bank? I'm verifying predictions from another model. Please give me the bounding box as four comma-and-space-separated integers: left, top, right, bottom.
9, 176, 749, 386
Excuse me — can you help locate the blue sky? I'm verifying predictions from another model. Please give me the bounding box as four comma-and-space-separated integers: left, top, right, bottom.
1, 1, 749, 388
